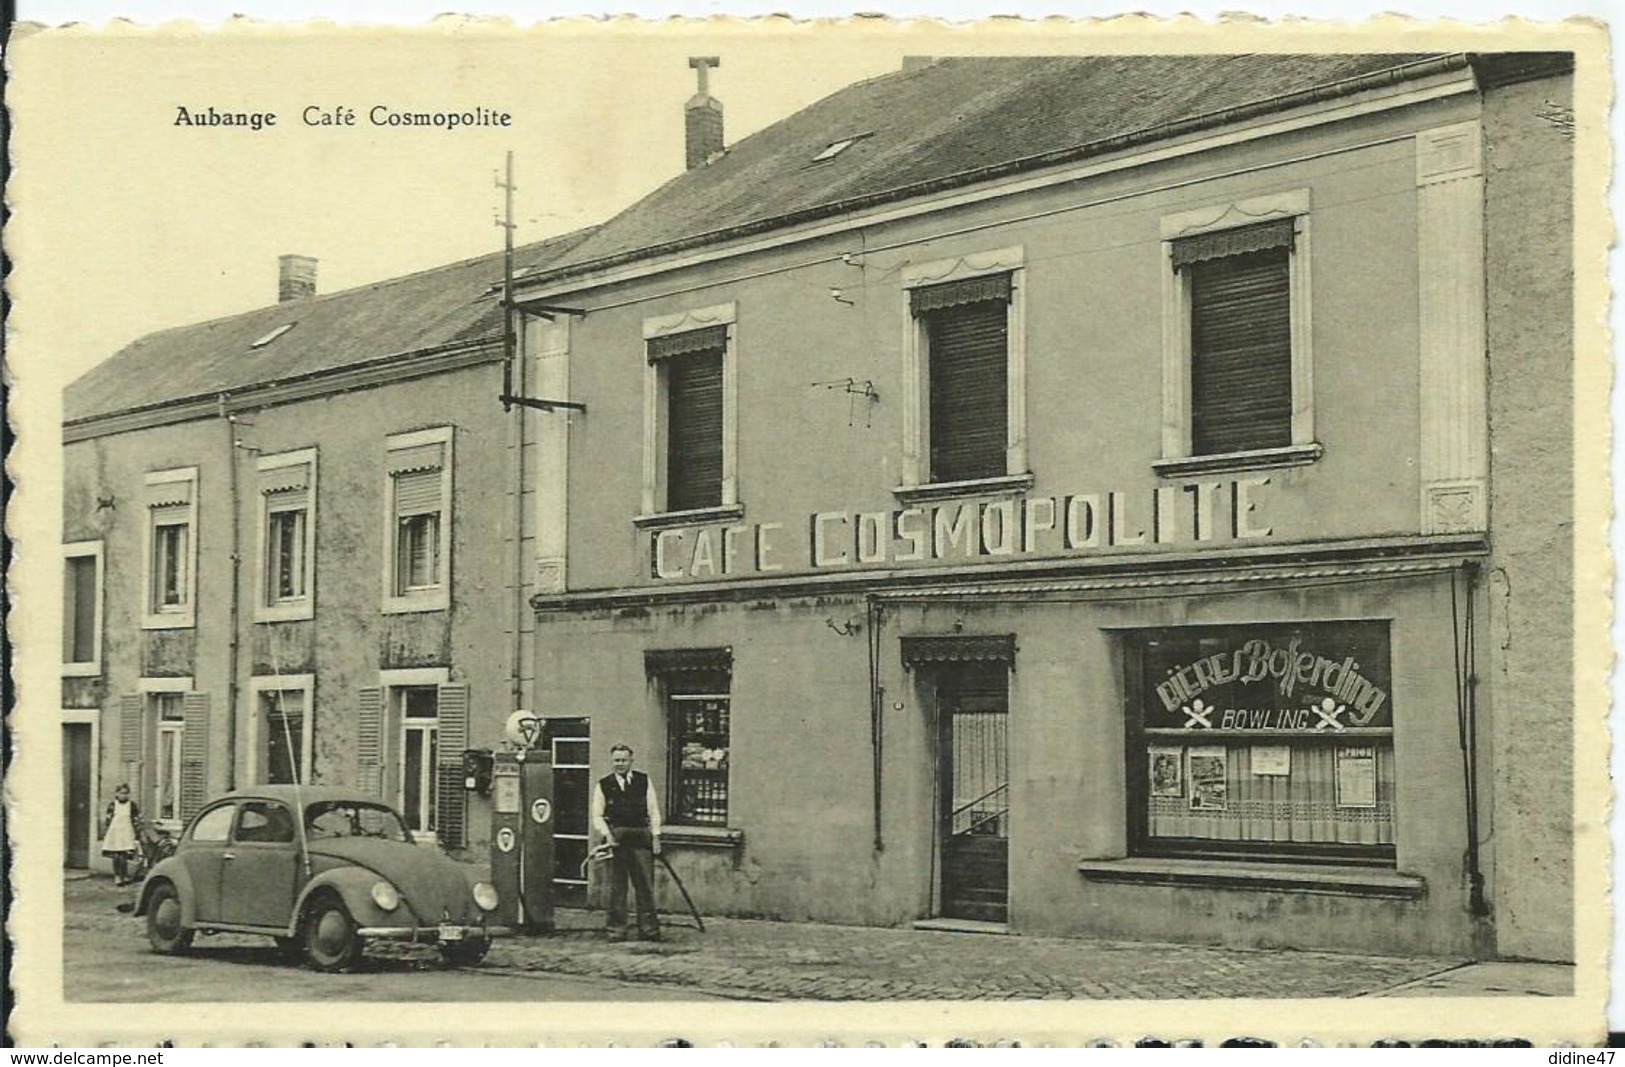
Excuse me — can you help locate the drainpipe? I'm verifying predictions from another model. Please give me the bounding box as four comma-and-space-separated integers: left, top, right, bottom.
1453, 561, 1487, 918
218, 394, 242, 790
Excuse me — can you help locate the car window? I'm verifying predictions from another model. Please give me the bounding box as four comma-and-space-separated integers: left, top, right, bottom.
234, 800, 295, 844
191, 805, 235, 843
304, 800, 412, 843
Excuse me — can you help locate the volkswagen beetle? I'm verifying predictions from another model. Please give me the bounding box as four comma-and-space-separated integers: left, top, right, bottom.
134, 786, 508, 971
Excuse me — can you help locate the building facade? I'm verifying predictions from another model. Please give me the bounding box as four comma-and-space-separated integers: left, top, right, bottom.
512, 53, 1575, 960
61, 233, 593, 873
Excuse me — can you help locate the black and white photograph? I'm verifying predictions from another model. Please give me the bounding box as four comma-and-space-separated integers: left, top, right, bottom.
5, 14, 1611, 1048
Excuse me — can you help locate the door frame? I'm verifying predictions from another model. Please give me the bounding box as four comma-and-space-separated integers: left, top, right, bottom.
542, 717, 591, 904
931, 664, 1011, 923
62, 709, 101, 870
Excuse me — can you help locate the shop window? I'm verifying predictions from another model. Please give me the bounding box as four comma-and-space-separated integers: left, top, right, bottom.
639, 304, 740, 523
256, 449, 317, 622
897, 248, 1029, 500
142, 467, 198, 629
383, 428, 452, 613
648, 649, 732, 826
1156, 192, 1319, 476
1124, 621, 1395, 867
62, 541, 103, 676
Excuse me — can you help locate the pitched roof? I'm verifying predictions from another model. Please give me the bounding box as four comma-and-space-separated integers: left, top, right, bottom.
64, 226, 598, 425
524, 53, 1457, 286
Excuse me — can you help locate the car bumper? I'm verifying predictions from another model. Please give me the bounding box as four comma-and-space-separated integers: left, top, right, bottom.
356, 924, 513, 942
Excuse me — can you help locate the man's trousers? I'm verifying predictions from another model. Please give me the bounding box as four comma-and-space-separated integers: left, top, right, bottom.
606, 827, 659, 937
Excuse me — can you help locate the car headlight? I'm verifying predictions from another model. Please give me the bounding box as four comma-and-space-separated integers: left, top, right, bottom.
472, 882, 499, 911
370, 880, 400, 911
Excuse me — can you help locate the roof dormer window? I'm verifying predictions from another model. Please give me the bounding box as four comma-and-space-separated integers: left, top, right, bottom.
250, 323, 296, 349
810, 133, 871, 163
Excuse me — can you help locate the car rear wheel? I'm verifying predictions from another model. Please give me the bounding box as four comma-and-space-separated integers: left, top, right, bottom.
145, 882, 193, 955
303, 896, 363, 973
438, 937, 491, 967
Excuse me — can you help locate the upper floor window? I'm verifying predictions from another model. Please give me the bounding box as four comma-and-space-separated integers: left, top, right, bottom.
256, 449, 317, 622
62, 541, 103, 676
383, 428, 452, 613
638, 303, 740, 525
897, 248, 1029, 502
142, 468, 198, 629
1156, 192, 1320, 477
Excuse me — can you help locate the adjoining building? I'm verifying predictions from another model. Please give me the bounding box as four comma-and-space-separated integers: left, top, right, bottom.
61, 229, 595, 877
511, 53, 1575, 960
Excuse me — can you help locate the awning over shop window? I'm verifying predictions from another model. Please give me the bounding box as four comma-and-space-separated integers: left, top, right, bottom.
900, 634, 1016, 670
1169, 218, 1295, 272
646, 325, 728, 363
909, 273, 1012, 315
644, 647, 733, 674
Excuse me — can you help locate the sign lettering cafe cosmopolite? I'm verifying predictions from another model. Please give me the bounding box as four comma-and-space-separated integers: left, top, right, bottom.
650, 475, 1275, 580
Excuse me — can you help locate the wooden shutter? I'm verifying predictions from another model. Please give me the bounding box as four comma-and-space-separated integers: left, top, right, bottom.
357, 687, 384, 796
1187, 247, 1293, 456
120, 693, 143, 765
180, 692, 210, 821
926, 300, 1008, 483
665, 350, 725, 512
435, 684, 469, 849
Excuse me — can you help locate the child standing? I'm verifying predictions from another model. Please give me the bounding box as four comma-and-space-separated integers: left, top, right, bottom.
101, 783, 142, 886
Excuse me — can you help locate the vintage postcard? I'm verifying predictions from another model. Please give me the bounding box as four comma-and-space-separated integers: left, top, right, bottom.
5, 14, 1612, 1047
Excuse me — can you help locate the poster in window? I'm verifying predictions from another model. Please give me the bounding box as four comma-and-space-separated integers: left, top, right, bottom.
1186, 746, 1228, 811
1149, 746, 1184, 797
1249, 745, 1292, 776
1335, 745, 1378, 808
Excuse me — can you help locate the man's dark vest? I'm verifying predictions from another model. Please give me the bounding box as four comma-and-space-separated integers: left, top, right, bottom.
600, 770, 651, 828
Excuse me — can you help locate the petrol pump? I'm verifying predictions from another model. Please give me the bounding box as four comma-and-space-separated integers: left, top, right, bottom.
488, 710, 555, 933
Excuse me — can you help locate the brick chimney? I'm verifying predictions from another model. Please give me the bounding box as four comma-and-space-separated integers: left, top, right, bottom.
685, 56, 724, 170
278, 254, 317, 302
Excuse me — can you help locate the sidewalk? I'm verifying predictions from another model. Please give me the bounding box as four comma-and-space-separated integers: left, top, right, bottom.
467, 908, 1573, 1002
66, 875, 1573, 1001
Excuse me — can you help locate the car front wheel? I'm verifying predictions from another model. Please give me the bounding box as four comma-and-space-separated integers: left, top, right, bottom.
145, 882, 193, 955
438, 937, 491, 967
303, 896, 363, 973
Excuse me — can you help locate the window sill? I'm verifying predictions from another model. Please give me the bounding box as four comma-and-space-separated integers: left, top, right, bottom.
1152, 443, 1322, 478
255, 602, 314, 624
893, 473, 1035, 506
62, 662, 102, 678
662, 825, 744, 849
141, 612, 195, 631
381, 592, 449, 616
633, 504, 745, 531
1077, 857, 1424, 900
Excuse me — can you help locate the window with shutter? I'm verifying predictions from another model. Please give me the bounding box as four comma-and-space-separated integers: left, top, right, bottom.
665, 349, 725, 512
435, 684, 469, 849
256, 451, 317, 620
180, 692, 211, 820
142, 468, 198, 628
639, 304, 742, 524
63, 542, 103, 674
1156, 193, 1319, 475
357, 687, 384, 796
923, 297, 1010, 483
382, 429, 452, 612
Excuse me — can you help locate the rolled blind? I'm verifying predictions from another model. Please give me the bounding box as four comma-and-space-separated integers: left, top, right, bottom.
1188, 247, 1293, 456
258, 463, 310, 508
910, 273, 1012, 315
386, 443, 444, 476
666, 350, 724, 512
926, 300, 1008, 483
1171, 218, 1295, 272
394, 469, 443, 517
647, 325, 728, 363
146, 480, 192, 508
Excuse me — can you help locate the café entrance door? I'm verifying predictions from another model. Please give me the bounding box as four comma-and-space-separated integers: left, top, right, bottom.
937, 663, 1009, 923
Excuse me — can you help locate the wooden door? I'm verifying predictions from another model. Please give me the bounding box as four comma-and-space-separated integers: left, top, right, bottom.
938, 665, 1010, 922
63, 723, 92, 868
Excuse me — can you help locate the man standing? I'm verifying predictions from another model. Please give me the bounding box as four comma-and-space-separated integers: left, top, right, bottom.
591, 743, 663, 941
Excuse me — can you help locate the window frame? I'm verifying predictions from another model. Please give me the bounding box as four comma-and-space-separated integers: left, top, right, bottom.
896, 246, 1031, 504
139, 675, 194, 831
247, 674, 315, 786
141, 467, 199, 630
381, 427, 452, 614
637, 303, 742, 529
62, 540, 104, 676
255, 448, 318, 622
647, 653, 734, 829
379, 666, 449, 842
1154, 190, 1320, 478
